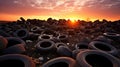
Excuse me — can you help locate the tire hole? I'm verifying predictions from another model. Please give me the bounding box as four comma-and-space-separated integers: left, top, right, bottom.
41, 36, 50, 39
7, 39, 21, 47
77, 45, 88, 49
86, 54, 113, 67
0, 59, 24, 67
50, 62, 68, 67
17, 30, 26, 37
94, 43, 111, 51
40, 41, 52, 48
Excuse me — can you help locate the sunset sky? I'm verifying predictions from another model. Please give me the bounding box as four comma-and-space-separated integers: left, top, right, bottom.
0, 0, 120, 21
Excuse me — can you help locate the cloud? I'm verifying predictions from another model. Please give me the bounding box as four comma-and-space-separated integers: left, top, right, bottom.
25, 0, 120, 12
27, 0, 57, 9
13, 0, 25, 6
0, 0, 120, 16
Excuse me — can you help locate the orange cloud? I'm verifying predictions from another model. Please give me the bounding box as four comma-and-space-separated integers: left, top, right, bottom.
0, 0, 120, 21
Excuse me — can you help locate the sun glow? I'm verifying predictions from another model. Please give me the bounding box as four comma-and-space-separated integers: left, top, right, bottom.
66, 19, 79, 28
71, 20, 77, 24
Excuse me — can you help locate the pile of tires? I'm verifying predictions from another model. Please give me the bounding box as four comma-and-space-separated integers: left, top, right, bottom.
0, 36, 26, 54
76, 50, 120, 67
41, 33, 120, 67
0, 54, 35, 67
42, 57, 77, 67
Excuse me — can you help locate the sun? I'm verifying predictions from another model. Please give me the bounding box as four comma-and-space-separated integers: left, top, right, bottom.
70, 20, 76, 25
66, 18, 79, 28
69, 18, 77, 24
70, 18, 77, 21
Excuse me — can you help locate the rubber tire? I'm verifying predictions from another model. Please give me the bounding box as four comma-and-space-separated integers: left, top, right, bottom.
0, 30, 11, 37
89, 41, 118, 56
103, 32, 120, 40
0, 36, 8, 50
36, 40, 55, 53
6, 37, 26, 48
75, 42, 88, 50
72, 49, 87, 59
57, 46, 72, 57
93, 36, 112, 44
42, 57, 76, 67
31, 26, 40, 32
55, 42, 67, 48
57, 34, 68, 43
103, 32, 120, 43
41, 29, 57, 37
76, 50, 120, 67
2, 44, 26, 54
28, 32, 40, 41
0, 54, 35, 67
38, 34, 53, 40
31, 26, 43, 34
13, 29, 29, 39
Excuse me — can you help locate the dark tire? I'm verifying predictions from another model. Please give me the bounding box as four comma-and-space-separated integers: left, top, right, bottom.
0, 36, 8, 50
103, 32, 120, 43
31, 26, 43, 34
93, 36, 112, 44
0, 54, 35, 67
57, 34, 68, 43
6, 37, 26, 48
72, 49, 87, 59
41, 29, 57, 37
2, 44, 26, 54
0, 30, 11, 37
57, 46, 72, 57
28, 32, 40, 41
36, 40, 55, 53
55, 42, 67, 48
103, 32, 120, 40
89, 41, 118, 55
42, 57, 76, 67
38, 34, 53, 40
13, 29, 29, 39
31, 26, 40, 32
76, 50, 120, 67
75, 42, 88, 50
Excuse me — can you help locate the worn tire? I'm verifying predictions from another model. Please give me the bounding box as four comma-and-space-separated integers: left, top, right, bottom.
6, 37, 26, 48
0, 36, 8, 50
0, 30, 11, 37
28, 32, 40, 41
72, 49, 87, 59
2, 44, 26, 54
103, 32, 120, 39
36, 40, 55, 53
57, 34, 68, 43
57, 46, 72, 57
38, 34, 53, 40
75, 42, 88, 50
13, 29, 29, 39
31, 26, 43, 34
89, 41, 118, 55
0, 54, 35, 67
76, 50, 120, 67
41, 29, 57, 37
55, 42, 67, 48
93, 36, 112, 44
42, 57, 76, 67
